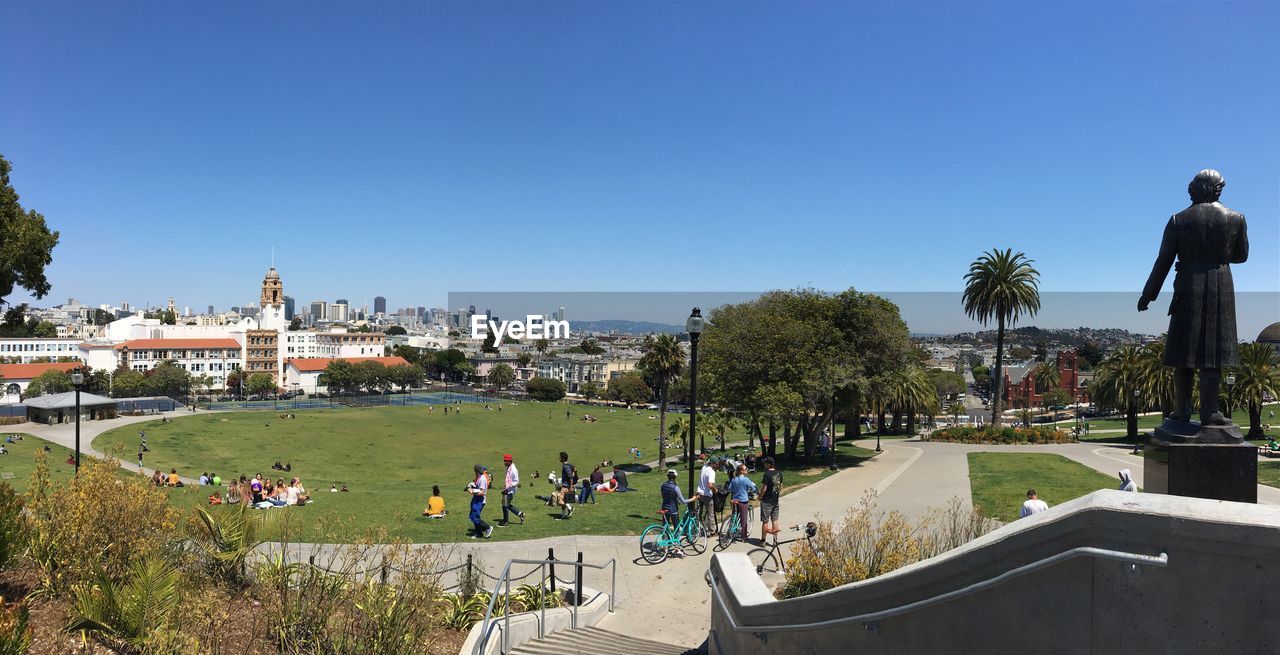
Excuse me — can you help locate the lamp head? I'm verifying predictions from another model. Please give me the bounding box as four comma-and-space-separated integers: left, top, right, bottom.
71, 370, 85, 386
685, 308, 704, 336
1225, 374, 1236, 386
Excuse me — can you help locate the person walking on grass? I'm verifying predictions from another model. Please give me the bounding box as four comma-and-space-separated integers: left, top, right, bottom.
498, 454, 525, 527
467, 464, 493, 539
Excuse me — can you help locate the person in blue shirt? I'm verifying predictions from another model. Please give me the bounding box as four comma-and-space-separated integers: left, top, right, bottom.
727, 464, 757, 543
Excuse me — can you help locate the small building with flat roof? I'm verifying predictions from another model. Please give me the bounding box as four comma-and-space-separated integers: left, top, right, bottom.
22, 391, 118, 425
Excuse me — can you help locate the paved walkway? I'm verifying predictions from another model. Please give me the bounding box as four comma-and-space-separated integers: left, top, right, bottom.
13, 408, 206, 483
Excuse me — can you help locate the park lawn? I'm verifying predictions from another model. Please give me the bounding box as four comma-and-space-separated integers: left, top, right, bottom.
968, 452, 1121, 523
0, 434, 81, 492
93, 403, 875, 543
1079, 402, 1280, 434
1258, 462, 1280, 489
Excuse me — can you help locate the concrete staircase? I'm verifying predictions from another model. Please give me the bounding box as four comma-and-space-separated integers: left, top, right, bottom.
508, 626, 703, 655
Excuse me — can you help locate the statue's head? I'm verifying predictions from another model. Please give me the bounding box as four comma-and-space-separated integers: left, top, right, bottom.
1188, 169, 1225, 204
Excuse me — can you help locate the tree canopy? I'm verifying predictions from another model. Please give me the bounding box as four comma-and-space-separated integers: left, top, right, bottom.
526, 376, 566, 401
0, 155, 60, 307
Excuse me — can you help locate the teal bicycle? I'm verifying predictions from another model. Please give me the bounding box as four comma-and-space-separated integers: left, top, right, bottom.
639, 506, 708, 564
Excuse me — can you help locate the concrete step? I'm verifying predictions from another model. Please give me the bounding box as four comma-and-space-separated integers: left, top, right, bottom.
508, 626, 702, 655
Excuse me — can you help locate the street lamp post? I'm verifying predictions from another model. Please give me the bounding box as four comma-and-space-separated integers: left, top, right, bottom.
71, 368, 84, 473
1132, 387, 1142, 454
685, 308, 704, 498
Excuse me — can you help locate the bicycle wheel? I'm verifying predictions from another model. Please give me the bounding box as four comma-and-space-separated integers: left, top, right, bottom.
640, 525, 669, 564
717, 514, 738, 549
683, 517, 708, 555
749, 546, 780, 574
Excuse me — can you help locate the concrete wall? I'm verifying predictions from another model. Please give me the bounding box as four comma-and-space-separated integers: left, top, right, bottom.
709, 490, 1280, 655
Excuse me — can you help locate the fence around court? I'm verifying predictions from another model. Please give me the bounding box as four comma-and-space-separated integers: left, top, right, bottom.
206, 389, 510, 412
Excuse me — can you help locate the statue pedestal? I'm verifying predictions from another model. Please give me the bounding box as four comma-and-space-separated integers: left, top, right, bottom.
1143, 434, 1257, 503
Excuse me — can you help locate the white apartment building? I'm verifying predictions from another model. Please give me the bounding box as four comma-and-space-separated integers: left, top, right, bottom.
0, 338, 85, 363
536, 354, 640, 394
116, 338, 243, 389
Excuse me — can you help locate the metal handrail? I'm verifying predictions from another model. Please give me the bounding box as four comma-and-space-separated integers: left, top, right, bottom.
473, 556, 617, 655
709, 546, 1168, 634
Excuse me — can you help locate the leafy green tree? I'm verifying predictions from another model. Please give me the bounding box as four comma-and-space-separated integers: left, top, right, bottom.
161, 310, 176, 325
578, 339, 604, 355
23, 369, 72, 398
0, 155, 60, 306
287, 317, 302, 331
455, 361, 475, 383
488, 363, 515, 390
110, 369, 146, 398
481, 331, 499, 354
385, 363, 424, 391
433, 348, 468, 382
145, 361, 191, 398
384, 325, 407, 336
245, 373, 276, 397
947, 401, 966, 424
926, 369, 965, 405
639, 334, 685, 467
1077, 342, 1105, 369
92, 308, 116, 326
32, 321, 57, 337
224, 369, 245, 395
526, 376, 566, 401
534, 339, 549, 357
318, 360, 357, 395
355, 360, 389, 393
1233, 342, 1280, 439
516, 352, 533, 369
606, 372, 651, 407
86, 369, 111, 396
1043, 388, 1073, 412
962, 249, 1041, 427
580, 381, 600, 401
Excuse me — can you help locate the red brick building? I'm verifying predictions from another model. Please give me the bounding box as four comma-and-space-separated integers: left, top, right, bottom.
1002, 349, 1086, 409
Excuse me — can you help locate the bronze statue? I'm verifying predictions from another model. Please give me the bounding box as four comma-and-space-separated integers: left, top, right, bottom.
1139, 169, 1249, 442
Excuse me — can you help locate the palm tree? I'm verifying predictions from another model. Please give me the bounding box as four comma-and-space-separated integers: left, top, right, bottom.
963, 249, 1041, 427
948, 401, 966, 425
1031, 361, 1060, 415
710, 409, 739, 451
487, 363, 515, 391
1137, 340, 1175, 417
888, 367, 935, 436
639, 334, 685, 467
667, 416, 691, 461
516, 352, 533, 369
1233, 342, 1280, 439
1093, 345, 1144, 440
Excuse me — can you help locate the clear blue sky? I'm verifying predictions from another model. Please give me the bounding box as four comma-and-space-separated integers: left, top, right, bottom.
2, 2, 1277, 327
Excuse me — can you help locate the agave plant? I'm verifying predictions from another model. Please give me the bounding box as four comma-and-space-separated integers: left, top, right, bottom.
437, 592, 488, 630
67, 556, 183, 651
0, 598, 30, 655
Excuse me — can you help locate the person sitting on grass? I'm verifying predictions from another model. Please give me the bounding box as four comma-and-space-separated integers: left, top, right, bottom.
611, 465, 632, 492
288, 477, 309, 506
168, 469, 184, 487
268, 479, 289, 507
225, 479, 242, 505
424, 485, 446, 518
208, 492, 222, 506
535, 480, 574, 519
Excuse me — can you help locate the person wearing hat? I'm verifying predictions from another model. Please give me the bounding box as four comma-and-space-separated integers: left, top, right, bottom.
498, 454, 525, 527
467, 464, 493, 539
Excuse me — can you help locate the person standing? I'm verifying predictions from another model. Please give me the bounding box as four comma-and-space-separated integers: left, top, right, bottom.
695, 458, 720, 534
759, 457, 782, 542
468, 464, 493, 539
1020, 489, 1049, 517
499, 454, 524, 526
727, 464, 757, 543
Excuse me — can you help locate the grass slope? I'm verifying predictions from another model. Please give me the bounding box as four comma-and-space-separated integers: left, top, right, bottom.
968, 452, 1121, 522
93, 403, 874, 542
0, 434, 81, 492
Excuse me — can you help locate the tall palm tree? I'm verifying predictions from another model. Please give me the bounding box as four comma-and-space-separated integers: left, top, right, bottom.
1137, 340, 1175, 417
1031, 362, 1060, 415
639, 334, 685, 467
963, 249, 1041, 427
1233, 342, 1280, 439
711, 409, 739, 451
888, 367, 935, 436
1093, 345, 1144, 440
667, 416, 691, 460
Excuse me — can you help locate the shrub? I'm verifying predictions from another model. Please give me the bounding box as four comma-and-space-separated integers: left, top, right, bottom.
188, 503, 274, 586
0, 484, 24, 571
25, 454, 180, 592
0, 597, 30, 655
526, 377, 567, 402
928, 425, 1071, 445
66, 556, 193, 654
782, 495, 998, 598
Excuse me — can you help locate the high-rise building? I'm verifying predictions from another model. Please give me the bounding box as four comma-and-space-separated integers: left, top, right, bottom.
416, 306, 426, 319
310, 301, 327, 321
207, 305, 215, 315
374, 296, 387, 315
284, 296, 295, 321
336, 298, 349, 306
328, 302, 349, 323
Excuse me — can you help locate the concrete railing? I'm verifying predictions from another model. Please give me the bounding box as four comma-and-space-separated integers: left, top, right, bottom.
708, 490, 1280, 654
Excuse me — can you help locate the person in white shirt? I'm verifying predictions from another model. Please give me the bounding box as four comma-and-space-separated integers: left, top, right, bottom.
695, 458, 720, 534
1118, 469, 1138, 492
1020, 489, 1049, 518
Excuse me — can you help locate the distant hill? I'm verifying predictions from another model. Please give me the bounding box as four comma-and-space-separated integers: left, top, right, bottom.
923, 326, 1154, 349
572, 319, 682, 335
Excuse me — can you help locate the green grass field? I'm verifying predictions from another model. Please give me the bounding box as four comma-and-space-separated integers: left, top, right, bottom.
1259, 462, 1280, 489
92, 403, 875, 543
0, 433, 83, 492
967, 452, 1122, 522
1074, 402, 1280, 437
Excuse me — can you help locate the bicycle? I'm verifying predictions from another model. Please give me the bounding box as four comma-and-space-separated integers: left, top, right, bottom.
715, 495, 756, 549
639, 505, 707, 564
748, 522, 818, 574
